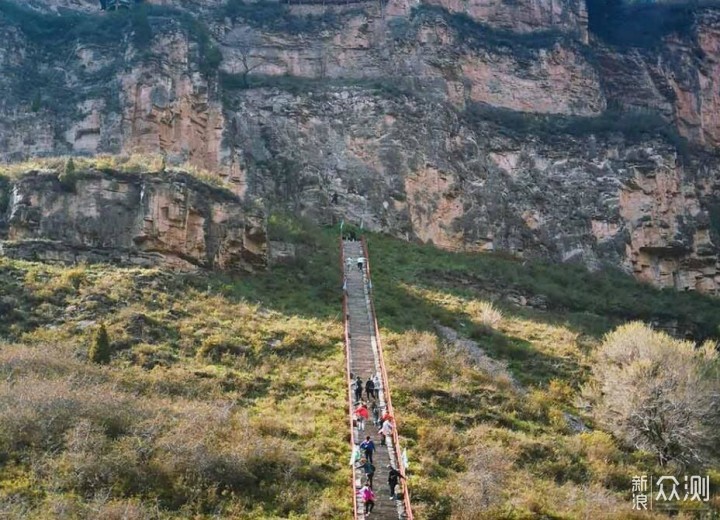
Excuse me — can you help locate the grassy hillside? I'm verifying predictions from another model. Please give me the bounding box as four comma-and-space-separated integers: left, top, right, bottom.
1, 219, 719, 518
0, 220, 347, 519
367, 234, 720, 519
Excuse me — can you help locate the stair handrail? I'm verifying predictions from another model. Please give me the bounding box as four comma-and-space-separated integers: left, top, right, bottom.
361, 237, 414, 520
340, 237, 360, 520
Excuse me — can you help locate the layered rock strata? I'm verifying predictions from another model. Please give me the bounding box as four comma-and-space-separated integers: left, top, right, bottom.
0, 170, 266, 271
2, 0, 720, 291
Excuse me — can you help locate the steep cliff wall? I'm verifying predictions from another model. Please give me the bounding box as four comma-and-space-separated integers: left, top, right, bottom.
1, 0, 720, 291
594, 10, 720, 149
0, 169, 266, 271
421, 0, 588, 39
222, 86, 720, 293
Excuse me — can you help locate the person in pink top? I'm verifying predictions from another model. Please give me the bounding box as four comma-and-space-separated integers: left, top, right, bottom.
360, 483, 375, 515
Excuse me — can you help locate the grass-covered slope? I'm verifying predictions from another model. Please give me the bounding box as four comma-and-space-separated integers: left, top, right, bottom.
1, 220, 719, 519
0, 221, 347, 519
367, 234, 720, 519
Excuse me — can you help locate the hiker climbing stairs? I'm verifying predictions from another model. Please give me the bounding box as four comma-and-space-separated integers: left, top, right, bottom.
342, 239, 413, 520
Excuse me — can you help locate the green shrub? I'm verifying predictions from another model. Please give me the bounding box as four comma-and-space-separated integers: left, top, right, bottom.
30, 92, 41, 112
223, 0, 342, 34
131, 5, 152, 49
0, 176, 10, 215
196, 334, 248, 362
411, 5, 568, 55
0, 0, 129, 46
341, 223, 361, 241
463, 103, 690, 160
89, 323, 112, 364
58, 158, 79, 191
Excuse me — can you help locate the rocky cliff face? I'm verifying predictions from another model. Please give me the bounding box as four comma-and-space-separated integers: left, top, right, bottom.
593, 10, 720, 149
0, 170, 266, 271
1, 0, 720, 291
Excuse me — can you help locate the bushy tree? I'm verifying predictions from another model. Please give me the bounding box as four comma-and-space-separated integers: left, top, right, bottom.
89, 323, 112, 364
229, 27, 268, 87
31, 92, 41, 112
585, 322, 720, 467
58, 158, 78, 191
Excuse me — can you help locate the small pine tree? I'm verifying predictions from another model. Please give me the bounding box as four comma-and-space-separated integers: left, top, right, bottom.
31, 92, 41, 112
89, 323, 112, 364
59, 158, 78, 190
65, 158, 76, 176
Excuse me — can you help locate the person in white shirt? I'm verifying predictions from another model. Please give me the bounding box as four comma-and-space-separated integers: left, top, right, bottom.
379, 418, 393, 447
357, 256, 365, 271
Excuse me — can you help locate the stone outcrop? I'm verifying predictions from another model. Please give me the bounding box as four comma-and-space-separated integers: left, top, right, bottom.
222, 86, 720, 293
120, 32, 228, 178
0, 170, 266, 271
0, 1, 603, 167
422, 0, 588, 40
594, 10, 720, 149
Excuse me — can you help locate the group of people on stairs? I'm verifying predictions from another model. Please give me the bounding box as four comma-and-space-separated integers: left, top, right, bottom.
351, 373, 405, 515
357, 464, 406, 516
354, 374, 380, 402
344, 241, 406, 518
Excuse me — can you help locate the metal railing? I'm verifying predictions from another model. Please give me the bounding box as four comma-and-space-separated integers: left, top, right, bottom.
340, 237, 360, 520
361, 237, 414, 520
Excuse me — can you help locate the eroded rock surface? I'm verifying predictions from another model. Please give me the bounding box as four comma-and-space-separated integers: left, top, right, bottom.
2, 0, 720, 291
0, 170, 266, 271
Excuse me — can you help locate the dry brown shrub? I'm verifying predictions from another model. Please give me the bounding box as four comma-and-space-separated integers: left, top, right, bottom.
585, 322, 720, 467
392, 331, 440, 371
0, 344, 88, 380
45, 420, 148, 497
0, 376, 142, 452
154, 404, 302, 494
418, 425, 463, 468
452, 444, 514, 519
86, 499, 155, 520
466, 300, 503, 329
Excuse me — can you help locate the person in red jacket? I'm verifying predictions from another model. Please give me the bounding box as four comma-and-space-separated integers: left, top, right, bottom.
354, 402, 369, 431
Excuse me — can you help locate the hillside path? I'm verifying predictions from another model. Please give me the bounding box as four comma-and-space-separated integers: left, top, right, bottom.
343, 239, 409, 520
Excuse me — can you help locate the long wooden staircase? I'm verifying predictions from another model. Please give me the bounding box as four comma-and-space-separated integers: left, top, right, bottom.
342, 238, 413, 520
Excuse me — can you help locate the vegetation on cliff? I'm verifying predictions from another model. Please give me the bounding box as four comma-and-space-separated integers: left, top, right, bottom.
0, 154, 236, 193
1, 214, 719, 518
463, 103, 690, 160
410, 5, 569, 54
223, 0, 345, 35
